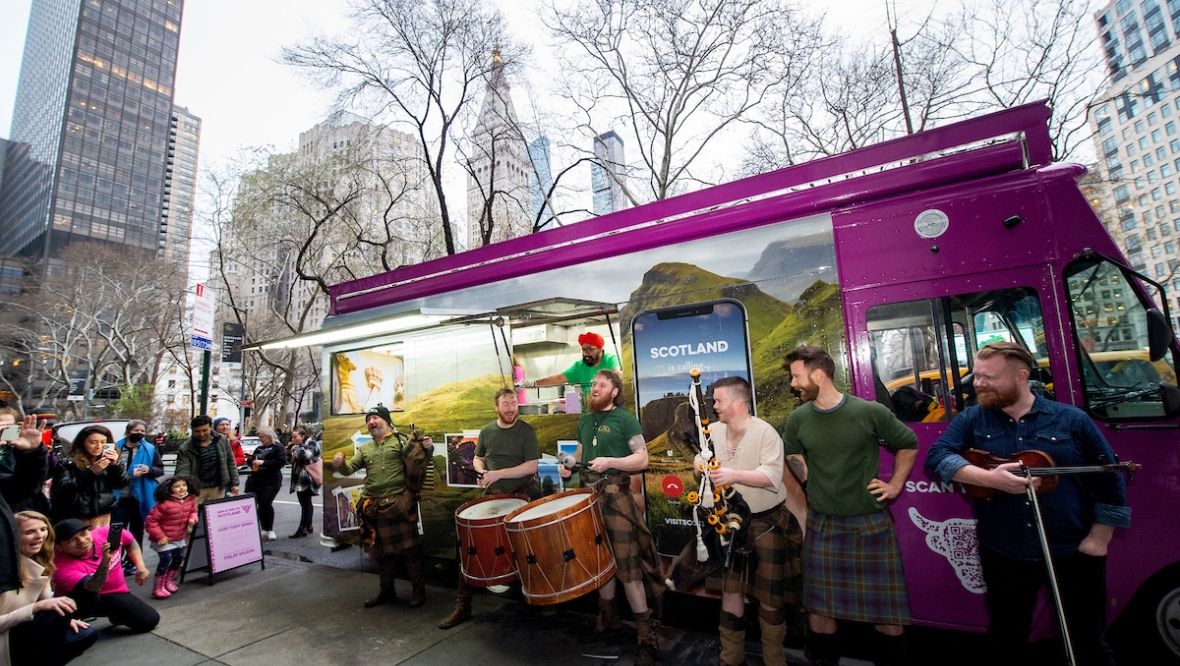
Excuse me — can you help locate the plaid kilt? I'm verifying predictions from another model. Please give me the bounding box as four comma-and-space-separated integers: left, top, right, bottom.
359, 490, 420, 557
585, 472, 665, 609
804, 510, 911, 625
706, 503, 804, 608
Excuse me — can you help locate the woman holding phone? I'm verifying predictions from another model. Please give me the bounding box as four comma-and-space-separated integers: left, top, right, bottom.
50, 426, 130, 527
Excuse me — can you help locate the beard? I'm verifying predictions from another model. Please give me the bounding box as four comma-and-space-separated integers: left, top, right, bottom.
498, 411, 517, 426
589, 392, 614, 412
583, 353, 599, 367
977, 384, 1020, 410
796, 382, 820, 404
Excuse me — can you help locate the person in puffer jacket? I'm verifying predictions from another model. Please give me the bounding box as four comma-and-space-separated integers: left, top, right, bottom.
143, 476, 198, 600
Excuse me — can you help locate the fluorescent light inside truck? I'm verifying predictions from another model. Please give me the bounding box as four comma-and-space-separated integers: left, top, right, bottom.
256, 314, 446, 350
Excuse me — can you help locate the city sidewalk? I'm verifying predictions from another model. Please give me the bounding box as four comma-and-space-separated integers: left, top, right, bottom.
70, 554, 864, 666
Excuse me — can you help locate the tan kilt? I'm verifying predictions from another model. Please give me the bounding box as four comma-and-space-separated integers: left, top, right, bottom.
584, 472, 665, 608
359, 490, 420, 557
706, 503, 803, 608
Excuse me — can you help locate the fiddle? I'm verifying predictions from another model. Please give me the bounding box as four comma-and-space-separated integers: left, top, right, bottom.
960, 448, 1141, 499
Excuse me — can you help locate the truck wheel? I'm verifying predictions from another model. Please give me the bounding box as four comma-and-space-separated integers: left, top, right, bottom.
1157, 583, 1180, 660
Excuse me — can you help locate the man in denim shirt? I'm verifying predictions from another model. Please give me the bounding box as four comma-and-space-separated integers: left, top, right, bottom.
926, 343, 1130, 666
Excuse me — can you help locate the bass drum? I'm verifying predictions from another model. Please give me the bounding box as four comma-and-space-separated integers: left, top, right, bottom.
454, 494, 529, 587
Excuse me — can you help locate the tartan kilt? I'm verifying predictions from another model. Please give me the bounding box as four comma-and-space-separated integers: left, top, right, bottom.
586, 472, 664, 608
804, 510, 911, 625
706, 503, 804, 608
359, 490, 421, 557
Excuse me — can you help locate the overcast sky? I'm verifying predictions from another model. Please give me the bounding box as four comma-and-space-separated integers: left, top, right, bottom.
0, 0, 926, 278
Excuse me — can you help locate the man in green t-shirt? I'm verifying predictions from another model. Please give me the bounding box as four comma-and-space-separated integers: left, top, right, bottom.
562, 369, 663, 666
332, 405, 433, 610
439, 388, 540, 630
523, 331, 619, 391
782, 346, 917, 666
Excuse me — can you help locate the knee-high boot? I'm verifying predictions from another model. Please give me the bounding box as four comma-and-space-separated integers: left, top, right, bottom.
718, 611, 747, 666
404, 546, 427, 609
365, 555, 399, 608
758, 607, 787, 666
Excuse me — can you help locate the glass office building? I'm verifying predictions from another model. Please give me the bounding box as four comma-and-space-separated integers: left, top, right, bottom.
0, 0, 184, 259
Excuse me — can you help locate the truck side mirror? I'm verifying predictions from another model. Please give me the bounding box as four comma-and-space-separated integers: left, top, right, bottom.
1162, 383, 1180, 418
1146, 308, 1176, 362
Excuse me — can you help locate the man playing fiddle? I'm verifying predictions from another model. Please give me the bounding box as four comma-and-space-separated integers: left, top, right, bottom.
926, 342, 1130, 666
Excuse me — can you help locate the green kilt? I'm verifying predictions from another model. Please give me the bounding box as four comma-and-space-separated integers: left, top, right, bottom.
706, 503, 803, 609
804, 510, 911, 625
359, 490, 421, 557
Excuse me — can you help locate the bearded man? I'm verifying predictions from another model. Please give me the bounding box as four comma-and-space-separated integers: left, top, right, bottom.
561, 369, 664, 666
522, 331, 619, 391
782, 345, 917, 666
926, 342, 1129, 666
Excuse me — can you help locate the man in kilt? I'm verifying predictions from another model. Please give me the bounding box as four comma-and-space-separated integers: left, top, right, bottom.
701, 376, 804, 666
438, 387, 541, 630
782, 346, 917, 666
331, 405, 433, 609
562, 369, 665, 666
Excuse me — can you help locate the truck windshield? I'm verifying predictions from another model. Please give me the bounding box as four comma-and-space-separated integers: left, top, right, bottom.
1064, 256, 1179, 419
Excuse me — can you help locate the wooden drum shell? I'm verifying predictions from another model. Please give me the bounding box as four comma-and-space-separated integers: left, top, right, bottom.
455, 494, 529, 587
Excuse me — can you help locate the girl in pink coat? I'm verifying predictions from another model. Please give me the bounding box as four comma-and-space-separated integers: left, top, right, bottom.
144, 476, 198, 599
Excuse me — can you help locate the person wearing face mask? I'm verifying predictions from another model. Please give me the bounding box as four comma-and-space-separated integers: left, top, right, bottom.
50, 427, 130, 527
112, 421, 163, 575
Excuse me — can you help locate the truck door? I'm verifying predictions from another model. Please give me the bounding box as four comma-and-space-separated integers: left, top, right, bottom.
842, 265, 1069, 631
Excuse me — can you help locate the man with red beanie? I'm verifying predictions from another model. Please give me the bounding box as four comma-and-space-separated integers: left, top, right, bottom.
524, 331, 619, 391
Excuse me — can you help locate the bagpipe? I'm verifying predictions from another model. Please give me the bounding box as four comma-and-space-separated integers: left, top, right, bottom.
677, 370, 752, 575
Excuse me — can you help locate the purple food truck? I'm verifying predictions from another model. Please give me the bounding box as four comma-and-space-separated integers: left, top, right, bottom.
257, 101, 1179, 660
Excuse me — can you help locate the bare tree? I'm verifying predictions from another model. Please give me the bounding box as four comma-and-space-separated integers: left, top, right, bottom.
282, 0, 526, 255
545, 0, 823, 202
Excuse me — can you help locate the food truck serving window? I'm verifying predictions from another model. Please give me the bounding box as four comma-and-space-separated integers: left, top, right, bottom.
1064, 255, 1179, 420
866, 288, 1049, 423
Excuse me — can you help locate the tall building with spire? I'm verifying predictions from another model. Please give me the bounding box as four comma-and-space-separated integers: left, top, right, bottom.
0, 0, 184, 260
466, 47, 531, 249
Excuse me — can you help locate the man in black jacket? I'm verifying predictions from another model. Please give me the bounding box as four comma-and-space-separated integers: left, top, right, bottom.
175, 415, 240, 501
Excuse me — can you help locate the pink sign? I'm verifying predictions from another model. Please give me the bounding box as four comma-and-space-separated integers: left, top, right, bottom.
205, 496, 263, 574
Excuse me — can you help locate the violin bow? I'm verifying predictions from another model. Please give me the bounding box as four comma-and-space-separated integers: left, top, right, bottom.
1022, 465, 1077, 666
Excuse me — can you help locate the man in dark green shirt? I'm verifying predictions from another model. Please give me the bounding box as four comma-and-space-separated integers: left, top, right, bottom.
563, 369, 663, 666
439, 388, 540, 630
332, 405, 433, 610
782, 346, 917, 666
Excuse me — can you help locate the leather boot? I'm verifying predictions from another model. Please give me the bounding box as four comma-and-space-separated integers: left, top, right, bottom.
872, 630, 906, 666
718, 611, 746, 666
163, 569, 180, 593
804, 628, 841, 666
758, 617, 788, 666
405, 548, 427, 609
365, 555, 398, 608
596, 595, 623, 632
438, 578, 473, 629
634, 610, 660, 666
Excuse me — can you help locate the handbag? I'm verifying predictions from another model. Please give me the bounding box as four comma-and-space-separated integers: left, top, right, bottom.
306, 458, 323, 486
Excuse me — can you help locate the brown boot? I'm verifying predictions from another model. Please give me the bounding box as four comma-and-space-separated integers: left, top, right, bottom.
364, 555, 398, 608
596, 595, 623, 632
405, 548, 427, 609
438, 578, 473, 629
718, 611, 746, 666
758, 617, 787, 666
635, 610, 661, 666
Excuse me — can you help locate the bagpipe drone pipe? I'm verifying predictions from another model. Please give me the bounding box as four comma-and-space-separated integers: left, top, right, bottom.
665, 369, 752, 592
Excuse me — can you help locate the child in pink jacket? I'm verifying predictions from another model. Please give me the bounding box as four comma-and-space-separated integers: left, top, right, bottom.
144, 476, 198, 599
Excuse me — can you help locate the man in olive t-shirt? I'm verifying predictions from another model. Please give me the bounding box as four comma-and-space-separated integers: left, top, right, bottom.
782, 346, 917, 666
438, 388, 540, 630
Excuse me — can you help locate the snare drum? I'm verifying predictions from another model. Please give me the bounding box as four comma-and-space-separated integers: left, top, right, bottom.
503, 489, 616, 605
455, 494, 529, 587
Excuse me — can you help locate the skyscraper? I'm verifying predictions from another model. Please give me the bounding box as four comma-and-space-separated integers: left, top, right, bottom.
467, 48, 531, 249
0, 0, 184, 260
161, 105, 200, 266
529, 136, 553, 230
591, 131, 626, 215
1089, 0, 1180, 328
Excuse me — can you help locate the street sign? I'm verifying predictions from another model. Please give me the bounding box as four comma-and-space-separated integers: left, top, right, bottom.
67, 369, 87, 401
191, 283, 215, 351
241, 400, 253, 407
221, 322, 244, 364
